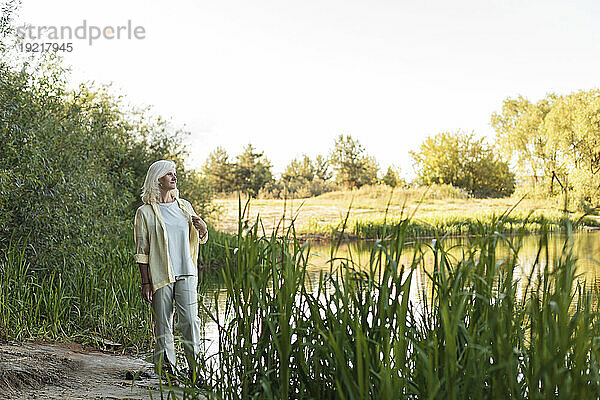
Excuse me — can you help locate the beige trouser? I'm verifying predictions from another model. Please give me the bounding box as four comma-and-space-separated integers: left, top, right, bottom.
151, 275, 202, 371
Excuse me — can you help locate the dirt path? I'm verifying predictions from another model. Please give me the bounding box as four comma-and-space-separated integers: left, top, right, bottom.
0, 341, 162, 399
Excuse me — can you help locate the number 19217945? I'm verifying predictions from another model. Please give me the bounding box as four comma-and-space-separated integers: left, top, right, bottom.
19, 42, 73, 52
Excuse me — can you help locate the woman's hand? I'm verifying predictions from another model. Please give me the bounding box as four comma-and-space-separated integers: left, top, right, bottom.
141, 283, 153, 303
192, 216, 208, 237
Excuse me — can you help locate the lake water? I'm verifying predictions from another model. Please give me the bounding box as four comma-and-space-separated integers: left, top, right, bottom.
307, 230, 600, 276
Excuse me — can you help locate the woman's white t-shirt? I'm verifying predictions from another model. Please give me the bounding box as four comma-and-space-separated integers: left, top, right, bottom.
158, 201, 196, 277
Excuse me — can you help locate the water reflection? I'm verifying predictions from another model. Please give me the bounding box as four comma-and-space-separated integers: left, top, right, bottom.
307, 230, 600, 286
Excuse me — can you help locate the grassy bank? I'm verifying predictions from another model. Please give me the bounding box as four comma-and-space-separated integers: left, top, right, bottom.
304, 208, 600, 239
214, 185, 598, 238
169, 218, 600, 399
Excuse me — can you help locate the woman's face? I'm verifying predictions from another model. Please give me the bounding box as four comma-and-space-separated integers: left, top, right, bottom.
158, 168, 177, 191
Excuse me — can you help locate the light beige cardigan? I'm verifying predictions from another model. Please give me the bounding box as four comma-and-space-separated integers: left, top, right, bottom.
133, 196, 208, 292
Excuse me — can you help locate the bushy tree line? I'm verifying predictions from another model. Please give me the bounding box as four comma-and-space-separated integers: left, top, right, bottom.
410, 89, 600, 205
206, 128, 514, 200
204, 134, 383, 198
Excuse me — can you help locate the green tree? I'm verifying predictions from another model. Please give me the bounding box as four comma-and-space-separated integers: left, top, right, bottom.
329, 134, 378, 188
411, 131, 515, 197
282, 155, 315, 184
362, 155, 379, 187
233, 144, 274, 196
382, 166, 403, 188
313, 154, 332, 181
278, 154, 336, 198
203, 146, 234, 192
491, 95, 556, 184
492, 90, 600, 209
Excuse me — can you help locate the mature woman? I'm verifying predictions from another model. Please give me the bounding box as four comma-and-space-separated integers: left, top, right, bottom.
133, 160, 208, 377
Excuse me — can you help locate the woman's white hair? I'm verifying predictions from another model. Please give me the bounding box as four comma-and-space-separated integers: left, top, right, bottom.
141, 160, 179, 204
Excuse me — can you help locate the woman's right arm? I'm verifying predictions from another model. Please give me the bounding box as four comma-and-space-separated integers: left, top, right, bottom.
138, 263, 152, 303
134, 208, 152, 303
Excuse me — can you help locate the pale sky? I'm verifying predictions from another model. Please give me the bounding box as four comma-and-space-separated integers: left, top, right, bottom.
13, 0, 600, 178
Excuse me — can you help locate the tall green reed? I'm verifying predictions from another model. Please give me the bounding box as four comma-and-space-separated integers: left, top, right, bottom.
0, 229, 150, 348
